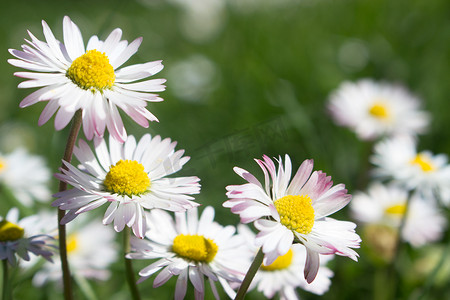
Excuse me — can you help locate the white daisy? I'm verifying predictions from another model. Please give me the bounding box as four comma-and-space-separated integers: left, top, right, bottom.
31, 215, 118, 286
126, 207, 249, 300
0, 208, 55, 266
351, 183, 447, 247
0, 148, 51, 206
238, 225, 333, 299
52, 133, 201, 238
9, 16, 166, 142
327, 79, 430, 140
13, 210, 58, 270
371, 136, 450, 205
224, 155, 361, 283
52, 134, 200, 238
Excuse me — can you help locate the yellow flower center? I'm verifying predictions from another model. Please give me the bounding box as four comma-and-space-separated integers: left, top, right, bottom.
261, 248, 294, 271
0, 158, 6, 173
385, 204, 406, 216
0, 220, 24, 242
369, 102, 389, 119
274, 195, 315, 234
66, 49, 115, 92
103, 160, 150, 197
409, 154, 435, 172
66, 234, 78, 253
172, 234, 218, 263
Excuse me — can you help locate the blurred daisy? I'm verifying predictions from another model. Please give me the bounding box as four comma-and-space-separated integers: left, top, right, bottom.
9, 16, 165, 142
126, 207, 249, 299
238, 225, 333, 299
371, 136, 450, 205
224, 155, 360, 283
52, 134, 200, 238
327, 79, 430, 140
31, 216, 117, 286
0, 208, 54, 266
0, 148, 51, 206
351, 183, 446, 247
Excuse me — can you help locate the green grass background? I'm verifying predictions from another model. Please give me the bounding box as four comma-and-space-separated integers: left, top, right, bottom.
0, 0, 449, 299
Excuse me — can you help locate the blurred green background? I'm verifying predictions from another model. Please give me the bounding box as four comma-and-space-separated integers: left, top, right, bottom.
0, 0, 449, 299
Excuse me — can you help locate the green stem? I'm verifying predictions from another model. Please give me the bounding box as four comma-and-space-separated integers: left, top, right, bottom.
392, 195, 412, 264
235, 247, 264, 300
74, 274, 98, 300
2, 260, 10, 300
124, 228, 141, 300
388, 192, 413, 299
58, 110, 82, 300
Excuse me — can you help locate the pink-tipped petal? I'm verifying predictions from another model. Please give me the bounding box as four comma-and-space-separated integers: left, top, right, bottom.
304, 248, 320, 283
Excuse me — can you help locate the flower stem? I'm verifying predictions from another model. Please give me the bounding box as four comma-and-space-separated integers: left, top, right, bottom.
124, 228, 141, 300
2, 260, 10, 300
58, 110, 82, 300
388, 192, 413, 299
74, 274, 98, 300
235, 247, 263, 300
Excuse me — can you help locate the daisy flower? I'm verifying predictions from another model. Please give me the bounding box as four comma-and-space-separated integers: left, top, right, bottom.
8, 16, 166, 142
224, 155, 361, 283
30, 215, 118, 286
0, 208, 54, 266
238, 225, 334, 299
327, 79, 430, 140
52, 134, 201, 238
126, 207, 249, 300
351, 183, 447, 247
371, 136, 450, 205
0, 148, 51, 206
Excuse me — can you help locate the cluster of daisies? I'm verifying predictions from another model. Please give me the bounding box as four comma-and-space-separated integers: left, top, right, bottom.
328, 79, 449, 261
0, 15, 367, 299
3, 13, 448, 300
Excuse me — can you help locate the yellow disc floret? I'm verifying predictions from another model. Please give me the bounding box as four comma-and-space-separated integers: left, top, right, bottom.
369, 102, 389, 119
172, 234, 218, 263
66, 233, 78, 253
103, 160, 150, 197
0, 220, 24, 242
275, 195, 315, 235
261, 248, 294, 271
0, 158, 6, 173
409, 153, 435, 172
385, 204, 406, 216
67, 49, 115, 92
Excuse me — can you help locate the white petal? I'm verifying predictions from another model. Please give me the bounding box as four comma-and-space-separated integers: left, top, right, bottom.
101, 28, 122, 55
54, 107, 75, 130
86, 35, 100, 50
287, 159, 314, 195
63, 16, 85, 60
109, 132, 125, 162
103, 202, 118, 225
304, 248, 320, 283
111, 37, 142, 69
41, 20, 67, 63
115, 59, 163, 80
188, 267, 204, 293
106, 101, 127, 143
175, 269, 188, 300
38, 101, 60, 126
116, 78, 166, 92
124, 135, 137, 160
153, 267, 173, 288
94, 137, 112, 172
